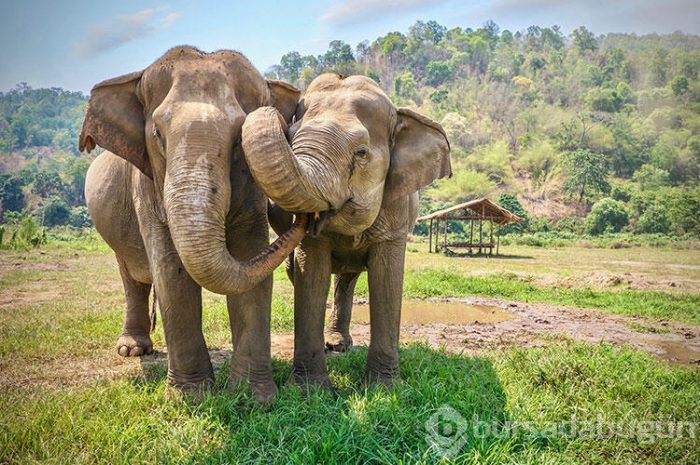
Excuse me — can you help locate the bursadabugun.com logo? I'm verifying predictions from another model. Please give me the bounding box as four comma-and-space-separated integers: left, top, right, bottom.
425, 404, 696, 459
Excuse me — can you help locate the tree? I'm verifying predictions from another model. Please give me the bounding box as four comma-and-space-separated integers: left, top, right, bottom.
394, 72, 417, 100
32, 170, 65, 198
37, 196, 70, 227
564, 150, 610, 202
425, 61, 452, 86
636, 204, 670, 234
64, 158, 90, 206
69, 206, 92, 228
632, 164, 670, 190
0, 174, 25, 214
497, 193, 529, 234
430, 89, 448, 104
650, 47, 670, 87
585, 198, 629, 235
586, 87, 622, 112
671, 75, 689, 96
571, 26, 598, 55
408, 20, 447, 45
322, 40, 355, 71
279, 51, 304, 82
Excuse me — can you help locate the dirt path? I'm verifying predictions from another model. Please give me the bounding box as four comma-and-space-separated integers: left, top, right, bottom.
337, 297, 700, 366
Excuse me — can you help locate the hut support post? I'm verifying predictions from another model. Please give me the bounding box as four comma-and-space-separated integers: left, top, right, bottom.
428, 219, 433, 253
433, 219, 437, 252
469, 218, 474, 255
443, 218, 448, 254
489, 220, 494, 255
496, 224, 501, 255
479, 204, 484, 255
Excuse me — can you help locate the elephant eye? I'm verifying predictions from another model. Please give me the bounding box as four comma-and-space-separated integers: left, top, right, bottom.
152, 126, 161, 139
354, 147, 368, 158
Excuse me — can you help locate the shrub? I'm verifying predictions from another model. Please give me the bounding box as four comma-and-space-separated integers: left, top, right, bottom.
585, 198, 629, 235
526, 216, 551, 233
6, 214, 47, 248
69, 206, 92, 228
425, 169, 497, 203
636, 204, 671, 234
632, 164, 670, 190
553, 216, 585, 234
36, 196, 70, 227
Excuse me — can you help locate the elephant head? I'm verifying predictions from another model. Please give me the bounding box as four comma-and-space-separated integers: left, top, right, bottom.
241, 73, 451, 236
79, 46, 306, 295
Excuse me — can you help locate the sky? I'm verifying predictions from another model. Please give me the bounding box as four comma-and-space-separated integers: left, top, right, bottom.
1, 0, 699, 93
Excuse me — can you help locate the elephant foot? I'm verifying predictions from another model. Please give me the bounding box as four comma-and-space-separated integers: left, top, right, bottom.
365, 368, 400, 389
116, 333, 153, 357
230, 360, 277, 404
164, 379, 213, 403
166, 365, 215, 401
365, 356, 400, 388
324, 331, 353, 353
291, 361, 332, 390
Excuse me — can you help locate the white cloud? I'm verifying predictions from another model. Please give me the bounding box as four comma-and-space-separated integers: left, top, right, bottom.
161, 12, 182, 28
320, 0, 448, 26
78, 6, 181, 58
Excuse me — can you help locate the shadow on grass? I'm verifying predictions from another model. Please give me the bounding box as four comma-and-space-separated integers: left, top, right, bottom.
443, 251, 535, 260
131, 343, 511, 463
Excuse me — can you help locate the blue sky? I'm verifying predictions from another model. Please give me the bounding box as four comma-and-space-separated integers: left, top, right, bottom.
1, 0, 699, 93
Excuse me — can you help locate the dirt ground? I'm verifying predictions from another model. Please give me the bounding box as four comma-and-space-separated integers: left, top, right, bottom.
5, 296, 697, 391
342, 297, 700, 365
2, 245, 698, 391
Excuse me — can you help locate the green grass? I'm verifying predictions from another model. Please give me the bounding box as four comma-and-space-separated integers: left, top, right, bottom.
349, 270, 700, 325
2, 236, 699, 463
1, 342, 698, 464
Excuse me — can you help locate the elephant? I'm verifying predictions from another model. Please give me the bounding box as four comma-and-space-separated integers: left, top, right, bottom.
80, 46, 310, 402
241, 73, 451, 388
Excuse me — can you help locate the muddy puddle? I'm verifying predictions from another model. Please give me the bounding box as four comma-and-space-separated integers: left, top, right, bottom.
650, 340, 700, 366
351, 300, 514, 325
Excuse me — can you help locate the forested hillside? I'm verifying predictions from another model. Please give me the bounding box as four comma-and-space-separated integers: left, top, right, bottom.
0, 84, 89, 230
1, 21, 699, 239
268, 22, 700, 236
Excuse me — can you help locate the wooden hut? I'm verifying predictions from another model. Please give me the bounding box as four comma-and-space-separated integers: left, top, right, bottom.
417, 198, 524, 255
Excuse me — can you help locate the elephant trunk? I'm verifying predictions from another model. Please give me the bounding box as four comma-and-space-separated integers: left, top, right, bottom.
241, 107, 336, 213
164, 119, 307, 295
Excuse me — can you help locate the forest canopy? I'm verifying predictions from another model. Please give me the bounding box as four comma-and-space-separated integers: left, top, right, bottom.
1, 21, 699, 238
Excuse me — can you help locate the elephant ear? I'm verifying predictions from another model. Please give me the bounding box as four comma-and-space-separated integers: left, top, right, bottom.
267, 80, 301, 124
383, 107, 451, 206
79, 70, 152, 178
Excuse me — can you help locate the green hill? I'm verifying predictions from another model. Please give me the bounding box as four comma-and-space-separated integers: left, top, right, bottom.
268, 22, 700, 236
1, 22, 699, 237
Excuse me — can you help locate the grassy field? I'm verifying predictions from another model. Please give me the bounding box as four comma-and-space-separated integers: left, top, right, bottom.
1, 235, 699, 464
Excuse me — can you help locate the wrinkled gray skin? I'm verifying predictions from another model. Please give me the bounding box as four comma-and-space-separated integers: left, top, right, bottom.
242, 74, 451, 387
81, 46, 307, 402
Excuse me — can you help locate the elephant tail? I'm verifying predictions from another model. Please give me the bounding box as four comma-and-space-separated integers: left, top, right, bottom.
150, 288, 157, 333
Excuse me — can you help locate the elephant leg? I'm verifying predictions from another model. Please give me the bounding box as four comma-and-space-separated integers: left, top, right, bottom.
137, 205, 213, 394
325, 272, 360, 352
366, 239, 406, 387
226, 219, 276, 403
292, 237, 332, 388
153, 244, 212, 394
115, 256, 153, 357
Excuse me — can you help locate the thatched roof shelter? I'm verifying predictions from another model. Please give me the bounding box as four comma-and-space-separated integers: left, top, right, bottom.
417, 198, 524, 255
